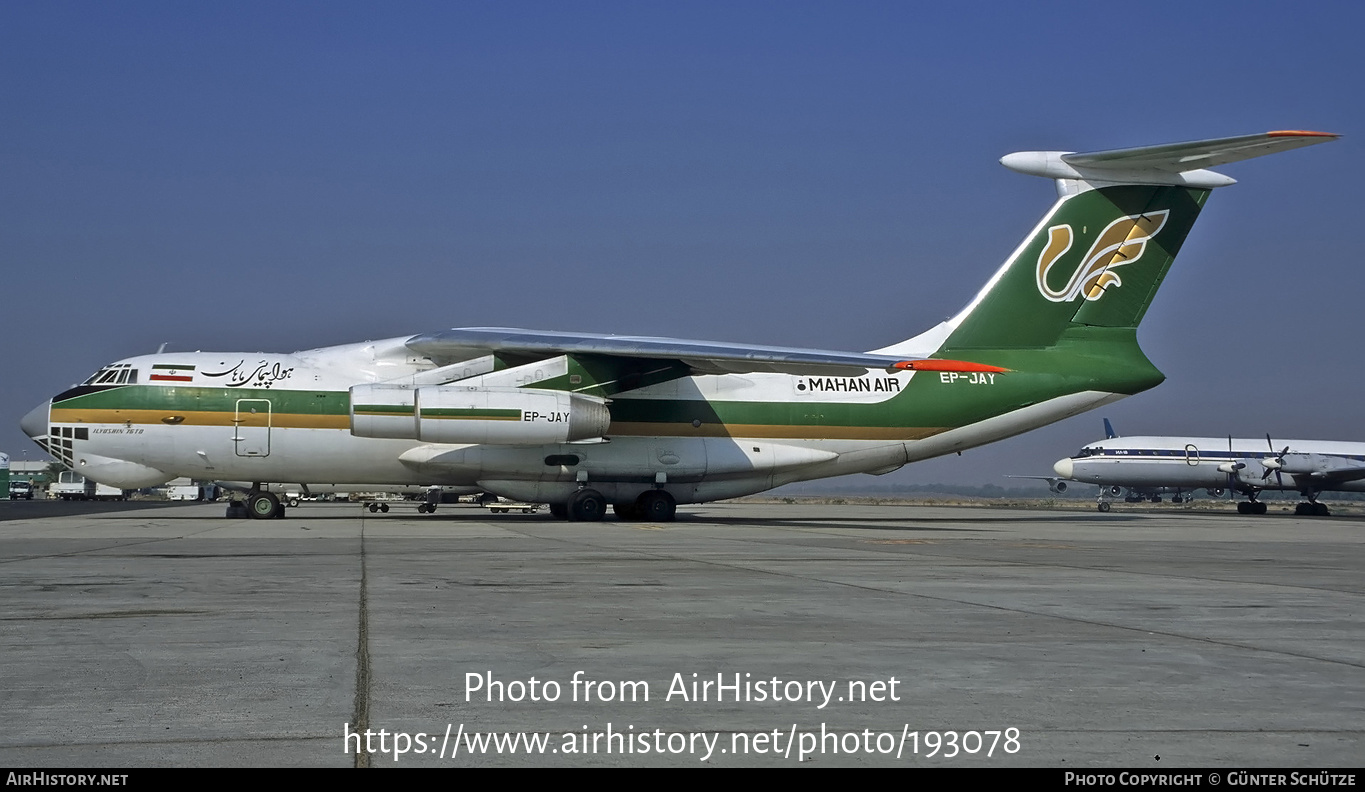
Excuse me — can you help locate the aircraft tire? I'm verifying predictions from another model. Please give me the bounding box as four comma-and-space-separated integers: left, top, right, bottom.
1237, 502, 1249, 515
288, 497, 300, 508
380, 503, 389, 513
226, 501, 247, 519
637, 490, 677, 522
1254, 501, 1267, 515
1314, 502, 1330, 516
248, 492, 280, 520
568, 489, 607, 522
1097, 502, 1110, 513
549, 503, 569, 520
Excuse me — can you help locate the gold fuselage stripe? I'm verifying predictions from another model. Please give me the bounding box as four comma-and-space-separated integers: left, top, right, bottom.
50, 410, 948, 441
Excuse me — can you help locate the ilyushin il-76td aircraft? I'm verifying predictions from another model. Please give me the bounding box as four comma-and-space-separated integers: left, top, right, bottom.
20, 131, 1337, 521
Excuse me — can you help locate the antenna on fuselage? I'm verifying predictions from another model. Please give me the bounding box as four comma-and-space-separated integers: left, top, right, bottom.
156, 342, 169, 354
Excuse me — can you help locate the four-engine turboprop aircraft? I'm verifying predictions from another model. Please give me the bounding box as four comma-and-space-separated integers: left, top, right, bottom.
1054, 431, 1365, 516
1014, 418, 1218, 505
19, 131, 1337, 521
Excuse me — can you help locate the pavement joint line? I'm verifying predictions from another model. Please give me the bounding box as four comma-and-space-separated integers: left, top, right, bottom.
352, 519, 371, 769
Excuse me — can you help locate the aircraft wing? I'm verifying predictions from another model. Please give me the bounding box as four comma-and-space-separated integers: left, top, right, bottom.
1270, 452, 1365, 486
1295, 463, 1365, 485
406, 327, 1006, 377
1061, 130, 1338, 173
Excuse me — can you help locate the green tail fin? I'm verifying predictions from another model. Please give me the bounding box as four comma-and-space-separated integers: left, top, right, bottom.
942, 184, 1208, 351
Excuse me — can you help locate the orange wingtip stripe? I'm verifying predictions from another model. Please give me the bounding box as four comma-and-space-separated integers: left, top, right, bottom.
1267, 130, 1339, 137
894, 360, 1009, 373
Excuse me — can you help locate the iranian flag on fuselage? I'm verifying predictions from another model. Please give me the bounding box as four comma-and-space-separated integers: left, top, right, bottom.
149, 364, 195, 382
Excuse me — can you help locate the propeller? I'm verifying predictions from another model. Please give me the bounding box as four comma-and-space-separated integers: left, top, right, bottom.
1261, 433, 1289, 485
1217, 434, 1246, 477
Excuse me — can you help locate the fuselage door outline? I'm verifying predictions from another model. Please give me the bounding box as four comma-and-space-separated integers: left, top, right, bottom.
233, 398, 272, 457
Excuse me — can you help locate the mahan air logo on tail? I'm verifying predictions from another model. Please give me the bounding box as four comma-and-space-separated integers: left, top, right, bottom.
1035, 210, 1169, 303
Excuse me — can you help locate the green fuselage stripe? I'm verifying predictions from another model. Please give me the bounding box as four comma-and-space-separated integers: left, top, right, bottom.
354, 404, 415, 416
422, 408, 522, 420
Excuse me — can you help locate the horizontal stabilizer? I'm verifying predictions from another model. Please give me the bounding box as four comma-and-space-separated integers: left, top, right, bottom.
407, 327, 1006, 377
1001, 130, 1338, 188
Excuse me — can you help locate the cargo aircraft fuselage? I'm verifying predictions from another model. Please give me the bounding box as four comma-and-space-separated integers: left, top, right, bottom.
21, 131, 1338, 521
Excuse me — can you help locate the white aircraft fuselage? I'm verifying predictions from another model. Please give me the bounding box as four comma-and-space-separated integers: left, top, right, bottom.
20, 131, 1338, 521
1054, 435, 1365, 517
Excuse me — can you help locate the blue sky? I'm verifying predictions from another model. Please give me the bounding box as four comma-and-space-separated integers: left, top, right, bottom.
2, 1, 1360, 486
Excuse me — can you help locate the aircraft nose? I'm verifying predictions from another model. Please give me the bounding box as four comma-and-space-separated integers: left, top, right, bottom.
20, 400, 50, 440
1053, 457, 1074, 478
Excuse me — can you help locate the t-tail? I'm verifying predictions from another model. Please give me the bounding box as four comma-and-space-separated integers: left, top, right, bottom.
883, 131, 1337, 396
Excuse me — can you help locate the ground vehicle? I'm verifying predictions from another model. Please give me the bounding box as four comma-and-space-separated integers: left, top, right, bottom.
51, 471, 127, 501
166, 484, 203, 500
9, 481, 34, 500
484, 499, 540, 514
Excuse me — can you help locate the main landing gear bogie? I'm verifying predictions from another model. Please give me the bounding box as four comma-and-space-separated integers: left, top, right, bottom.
560, 488, 678, 522
635, 490, 677, 521
1236, 501, 1268, 515
568, 489, 607, 522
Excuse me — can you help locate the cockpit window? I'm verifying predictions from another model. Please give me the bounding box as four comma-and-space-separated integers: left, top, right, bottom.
82, 363, 137, 386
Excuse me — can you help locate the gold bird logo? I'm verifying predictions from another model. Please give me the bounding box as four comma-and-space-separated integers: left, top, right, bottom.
1035, 210, 1169, 303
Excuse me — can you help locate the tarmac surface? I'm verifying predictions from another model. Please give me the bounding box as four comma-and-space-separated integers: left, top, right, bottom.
1, 498, 1361, 767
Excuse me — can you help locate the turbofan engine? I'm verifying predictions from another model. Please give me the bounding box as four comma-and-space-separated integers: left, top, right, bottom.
350, 384, 610, 445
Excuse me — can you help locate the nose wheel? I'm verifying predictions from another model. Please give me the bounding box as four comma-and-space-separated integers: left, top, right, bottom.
247, 491, 285, 520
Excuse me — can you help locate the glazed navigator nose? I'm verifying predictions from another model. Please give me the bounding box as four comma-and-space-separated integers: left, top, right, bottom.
20, 400, 49, 441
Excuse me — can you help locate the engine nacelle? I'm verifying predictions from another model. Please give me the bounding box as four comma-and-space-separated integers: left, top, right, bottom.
1050, 480, 1068, 494
351, 384, 610, 445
